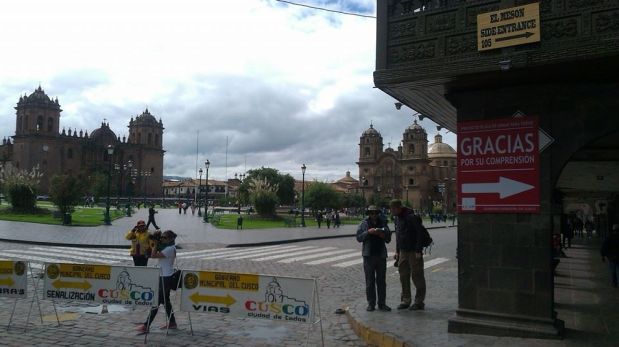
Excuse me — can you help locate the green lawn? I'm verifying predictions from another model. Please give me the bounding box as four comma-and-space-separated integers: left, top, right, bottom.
212, 213, 363, 229
0, 203, 125, 226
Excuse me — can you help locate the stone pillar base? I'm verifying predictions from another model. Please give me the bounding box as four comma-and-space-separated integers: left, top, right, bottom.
448, 308, 564, 339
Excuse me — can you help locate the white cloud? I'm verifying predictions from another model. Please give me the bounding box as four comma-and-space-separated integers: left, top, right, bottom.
0, 0, 454, 182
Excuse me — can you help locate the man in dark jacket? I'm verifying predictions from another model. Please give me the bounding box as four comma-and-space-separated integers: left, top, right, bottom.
390, 199, 426, 311
601, 224, 619, 287
146, 204, 159, 230
356, 205, 392, 312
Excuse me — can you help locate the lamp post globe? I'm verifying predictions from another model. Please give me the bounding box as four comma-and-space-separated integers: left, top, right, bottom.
301, 164, 306, 227
203, 160, 210, 223
104, 145, 114, 225
198, 168, 203, 217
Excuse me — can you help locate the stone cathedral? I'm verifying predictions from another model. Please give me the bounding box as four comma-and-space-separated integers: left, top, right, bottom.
357, 120, 457, 213
0, 86, 164, 196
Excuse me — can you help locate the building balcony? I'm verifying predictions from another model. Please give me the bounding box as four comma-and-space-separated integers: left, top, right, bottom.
375, 0, 619, 130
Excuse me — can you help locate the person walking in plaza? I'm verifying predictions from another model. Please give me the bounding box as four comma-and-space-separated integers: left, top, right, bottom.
125, 220, 151, 266
136, 230, 178, 333
356, 205, 392, 312
562, 215, 574, 248
146, 204, 159, 230
585, 218, 595, 239
390, 199, 427, 311
601, 224, 619, 288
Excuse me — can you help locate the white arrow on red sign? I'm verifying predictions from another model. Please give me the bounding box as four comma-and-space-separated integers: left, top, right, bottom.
461, 176, 534, 199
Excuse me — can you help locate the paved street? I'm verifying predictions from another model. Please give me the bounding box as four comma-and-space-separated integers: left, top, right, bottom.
0, 221, 456, 347
1, 219, 616, 346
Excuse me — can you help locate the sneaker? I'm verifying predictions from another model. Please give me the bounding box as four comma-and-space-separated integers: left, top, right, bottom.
409, 303, 425, 311
159, 323, 178, 330
378, 305, 392, 312
366, 305, 375, 312
135, 324, 148, 333
396, 303, 410, 310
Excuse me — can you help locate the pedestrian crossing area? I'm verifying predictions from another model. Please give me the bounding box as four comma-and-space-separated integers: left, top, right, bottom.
0, 245, 450, 270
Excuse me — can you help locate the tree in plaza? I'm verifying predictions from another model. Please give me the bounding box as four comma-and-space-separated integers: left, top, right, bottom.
0, 165, 42, 212
369, 194, 390, 209
342, 192, 365, 209
248, 178, 279, 216
243, 167, 295, 205
86, 172, 110, 203
305, 181, 341, 212
49, 174, 87, 224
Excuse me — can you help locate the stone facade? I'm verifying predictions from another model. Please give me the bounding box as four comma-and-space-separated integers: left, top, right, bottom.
0, 86, 164, 196
357, 120, 456, 212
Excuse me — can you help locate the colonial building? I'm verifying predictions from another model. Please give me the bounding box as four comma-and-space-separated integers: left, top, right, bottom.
357, 120, 456, 213
0, 86, 164, 196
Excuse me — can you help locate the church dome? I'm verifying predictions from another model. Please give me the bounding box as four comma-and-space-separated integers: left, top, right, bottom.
90, 122, 118, 145
405, 120, 425, 133
134, 108, 159, 125
337, 171, 358, 184
362, 124, 381, 137
428, 134, 456, 158
17, 86, 61, 110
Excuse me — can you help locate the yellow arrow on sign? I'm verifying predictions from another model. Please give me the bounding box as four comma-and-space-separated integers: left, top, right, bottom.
190, 292, 236, 306
0, 277, 15, 287
52, 279, 92, 290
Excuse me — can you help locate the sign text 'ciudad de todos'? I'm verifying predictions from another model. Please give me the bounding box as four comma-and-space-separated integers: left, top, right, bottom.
43, 263, 159, 306
180, 270, 315, 324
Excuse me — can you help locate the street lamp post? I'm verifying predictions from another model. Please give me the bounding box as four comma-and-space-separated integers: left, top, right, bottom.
0, 162, 4, 206
238, 173, 245, 214
203, 160, 210, 223
104, 145, 114, 225
406, 185, 409, 206
142, 170, 151, 207
127, 160, 135, 217
360, 176, 366, 205
198, 168, 203, 217
301, 164, 306, 227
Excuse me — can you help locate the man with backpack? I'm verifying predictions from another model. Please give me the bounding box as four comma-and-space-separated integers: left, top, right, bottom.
390, 199, 428, 311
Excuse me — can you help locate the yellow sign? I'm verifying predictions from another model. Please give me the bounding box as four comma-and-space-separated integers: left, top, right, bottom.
190, 292, 236, 306
199, 271, 259, 292
0, 277, 15, 286
477, 2, 540, 51
57, 264, 111, 280
0, 260, 28, 298
52, 279, 92, 290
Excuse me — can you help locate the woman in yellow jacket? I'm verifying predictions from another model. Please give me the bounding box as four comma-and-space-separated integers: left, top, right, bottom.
125, 220, 151, 266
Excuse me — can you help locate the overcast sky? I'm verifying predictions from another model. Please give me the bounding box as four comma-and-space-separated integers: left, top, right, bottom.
0, 0, 456, 182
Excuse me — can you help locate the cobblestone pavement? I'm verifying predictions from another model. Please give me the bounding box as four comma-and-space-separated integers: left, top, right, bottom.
0, 237, 375, 347
2, 224, 613, 346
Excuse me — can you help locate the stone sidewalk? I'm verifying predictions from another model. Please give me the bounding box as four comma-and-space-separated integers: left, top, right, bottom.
346, 237, 619, 347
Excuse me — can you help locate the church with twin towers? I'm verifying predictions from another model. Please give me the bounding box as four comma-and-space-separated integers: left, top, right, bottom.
357, 118, 457, 213
0, 86, 164, 196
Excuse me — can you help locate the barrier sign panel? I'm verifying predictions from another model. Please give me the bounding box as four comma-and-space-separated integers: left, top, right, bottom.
180, 270, 315, 324
457, 116, 540, 213
43, 263, 159, 306
0, 260, 27, 298
477, 2, 540, 51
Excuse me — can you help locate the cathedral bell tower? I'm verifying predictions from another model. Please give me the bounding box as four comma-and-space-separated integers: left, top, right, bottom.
401, 120, 428, 160
358, 123, 383, 162
128, 108, 164, 148
14, 86, 61, 137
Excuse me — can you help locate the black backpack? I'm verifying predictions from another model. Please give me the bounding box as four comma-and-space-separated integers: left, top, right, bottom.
408, 209, 434, 253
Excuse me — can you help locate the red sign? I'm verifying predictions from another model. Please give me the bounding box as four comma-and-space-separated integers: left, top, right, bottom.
457, 117, 539, 213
